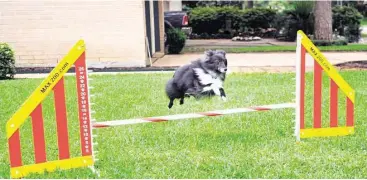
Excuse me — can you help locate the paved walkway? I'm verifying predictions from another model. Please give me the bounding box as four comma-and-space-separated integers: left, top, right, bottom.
153, 52, 367, 73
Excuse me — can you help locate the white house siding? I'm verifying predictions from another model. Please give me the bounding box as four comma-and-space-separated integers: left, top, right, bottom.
0, 0, 148, 67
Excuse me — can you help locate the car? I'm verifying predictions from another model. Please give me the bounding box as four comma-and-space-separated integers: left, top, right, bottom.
164, 11, 192, 46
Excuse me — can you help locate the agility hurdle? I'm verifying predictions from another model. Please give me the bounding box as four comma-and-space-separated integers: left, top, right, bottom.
6, 30, 355, 178
6, 40, 96, 178
295, 30, 355, 141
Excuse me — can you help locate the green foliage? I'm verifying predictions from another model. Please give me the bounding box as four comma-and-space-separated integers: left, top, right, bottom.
333, 1, 367, 17
361, 18, 367, 26
332, 6, 363, 43
267, 1, 295, 12
189, 6, 276, 35
240, 8, 277, 29
189, 6, 222, 34
195, 0, 243, 8
274, 1, 314, 41
166, 28, 186, 54
0, 43, 16, 79
216, 6, 243, 30
186, 1, 364, 42
190, 6, 241, 34
290, 1, 315, 17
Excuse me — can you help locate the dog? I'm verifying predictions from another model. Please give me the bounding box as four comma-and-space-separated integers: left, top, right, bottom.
165, 50, 228, 109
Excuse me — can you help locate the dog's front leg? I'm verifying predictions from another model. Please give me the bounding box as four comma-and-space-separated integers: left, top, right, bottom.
180, 97, 184, 105
219, 88, 227, 101
212, 87, 221, 96
168, 98, 174, 109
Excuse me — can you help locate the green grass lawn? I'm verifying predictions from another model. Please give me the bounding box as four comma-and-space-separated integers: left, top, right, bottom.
1, 71, 367, 178
183, 44, 367, 53
361, 18, 367, 26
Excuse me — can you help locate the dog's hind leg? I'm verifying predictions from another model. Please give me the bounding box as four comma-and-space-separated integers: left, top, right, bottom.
168, 98, 174, 109
219, 88, 227, 101
180, 97, 184, 105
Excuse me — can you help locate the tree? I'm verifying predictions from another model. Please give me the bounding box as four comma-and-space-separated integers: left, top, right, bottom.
314, 0, 332, 40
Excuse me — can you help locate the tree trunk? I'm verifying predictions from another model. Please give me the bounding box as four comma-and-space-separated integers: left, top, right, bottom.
247, 0, 254, 9
314, 0, 332, 41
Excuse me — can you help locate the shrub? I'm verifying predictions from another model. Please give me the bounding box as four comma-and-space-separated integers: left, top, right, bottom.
166, 28, 186, 54
0, 43, 16, 79
189, 6, 277, 36
274, 1, 314, 41
332, 6, 363, 43
189, 6, 241, 34
216, 6, 242, 31
189, 6, 222, 34
240, 8, 277, 29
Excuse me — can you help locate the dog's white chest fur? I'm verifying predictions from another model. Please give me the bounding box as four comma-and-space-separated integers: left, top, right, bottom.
193, 68, 224, 97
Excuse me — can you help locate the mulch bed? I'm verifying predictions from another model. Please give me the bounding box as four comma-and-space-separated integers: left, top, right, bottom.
15, 66, 178, 74
335, 60, 367, 70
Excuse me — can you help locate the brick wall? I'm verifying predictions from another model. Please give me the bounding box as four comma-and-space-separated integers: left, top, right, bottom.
0, 0, 148, 67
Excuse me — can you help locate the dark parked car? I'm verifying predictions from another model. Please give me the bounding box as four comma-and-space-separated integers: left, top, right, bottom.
164, 11, 192, 46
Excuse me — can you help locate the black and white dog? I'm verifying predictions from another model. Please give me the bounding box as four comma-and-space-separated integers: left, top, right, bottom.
165, 50, 228, 109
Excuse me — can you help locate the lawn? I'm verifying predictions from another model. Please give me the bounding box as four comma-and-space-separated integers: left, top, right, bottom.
1, 71, 367, 178
183, 44, 367, 53
361, 18, 367, 26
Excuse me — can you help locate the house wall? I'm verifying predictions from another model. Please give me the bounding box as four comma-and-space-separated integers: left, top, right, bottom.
170, 1, 182, 11
163, 0, 182, 11
0, 0, 148, 67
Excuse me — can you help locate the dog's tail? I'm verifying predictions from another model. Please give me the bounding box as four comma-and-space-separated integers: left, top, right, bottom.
165, 79, 181, 99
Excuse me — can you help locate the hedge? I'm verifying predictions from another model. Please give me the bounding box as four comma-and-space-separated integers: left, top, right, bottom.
189, 6, 277, 35
332, 6, 363, 43
189, 5, 363, 43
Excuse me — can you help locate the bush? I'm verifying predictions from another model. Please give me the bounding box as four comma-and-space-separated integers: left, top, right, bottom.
189, 6, 222, 34
190, 6, 241, 34
274, 1, 314, 41
166, 28, 186, 54
189, 6, 276, 36
240, 8, 277, 29
332, 6, 363, 43
216, 6, 242, 31
0, 43, 16, 79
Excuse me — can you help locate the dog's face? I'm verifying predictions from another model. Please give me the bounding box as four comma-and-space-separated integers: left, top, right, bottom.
203, 50, 228, 73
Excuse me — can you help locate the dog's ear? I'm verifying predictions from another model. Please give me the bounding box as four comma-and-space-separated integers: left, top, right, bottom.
204, 50, 215, 57
215, 50, 226, 57
216, 50, 227, 66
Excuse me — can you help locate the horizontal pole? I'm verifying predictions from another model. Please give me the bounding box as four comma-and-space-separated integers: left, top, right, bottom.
93, 103, 296, 129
